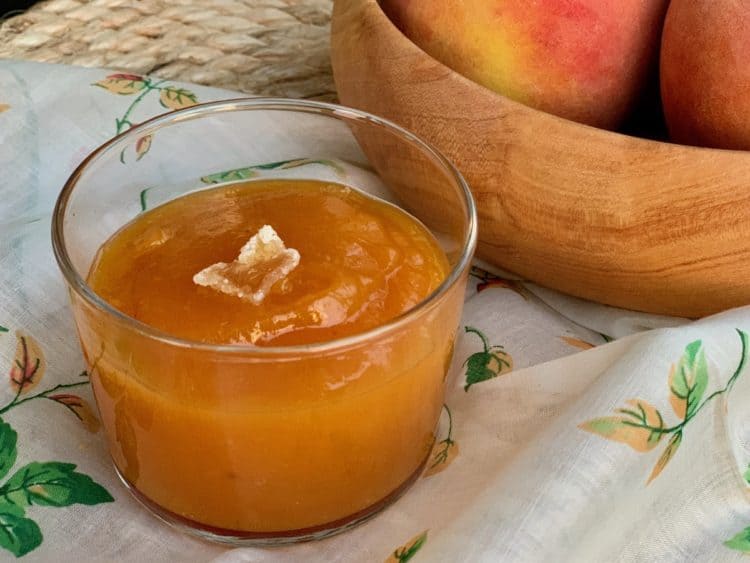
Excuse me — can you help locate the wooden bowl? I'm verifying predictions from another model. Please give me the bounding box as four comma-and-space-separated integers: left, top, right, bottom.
331, 0, 750, 318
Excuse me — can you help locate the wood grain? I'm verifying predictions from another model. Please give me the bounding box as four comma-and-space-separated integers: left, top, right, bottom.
331, 0, 750, 317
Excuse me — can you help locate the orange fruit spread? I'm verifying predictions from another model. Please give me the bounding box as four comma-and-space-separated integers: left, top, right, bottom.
82, 179, 459, 534
88, 180, 449, 346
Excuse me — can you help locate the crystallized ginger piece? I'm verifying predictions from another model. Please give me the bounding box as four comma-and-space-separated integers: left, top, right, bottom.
193, 225, 300, 305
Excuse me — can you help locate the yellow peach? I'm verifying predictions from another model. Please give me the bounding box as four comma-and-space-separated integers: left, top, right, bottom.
380, 0, 669, 129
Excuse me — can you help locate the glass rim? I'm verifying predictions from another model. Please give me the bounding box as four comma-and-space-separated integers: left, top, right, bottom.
51, 97, 478, 356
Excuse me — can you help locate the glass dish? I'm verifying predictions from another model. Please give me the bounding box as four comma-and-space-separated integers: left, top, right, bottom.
51, 98, 477, 545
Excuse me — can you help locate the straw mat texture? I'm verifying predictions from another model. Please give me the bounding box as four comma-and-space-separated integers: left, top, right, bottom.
0, 0, 336, 101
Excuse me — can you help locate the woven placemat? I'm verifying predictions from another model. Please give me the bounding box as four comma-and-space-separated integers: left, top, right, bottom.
0, 0, 336, 101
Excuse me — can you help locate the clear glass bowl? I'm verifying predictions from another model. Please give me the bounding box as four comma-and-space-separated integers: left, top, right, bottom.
51, 98, 477, 545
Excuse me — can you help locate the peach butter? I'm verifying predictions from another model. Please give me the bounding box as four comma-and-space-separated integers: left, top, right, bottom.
75, 179, 462, 536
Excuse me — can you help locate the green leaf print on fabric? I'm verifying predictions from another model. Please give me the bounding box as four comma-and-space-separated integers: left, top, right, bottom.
0, 503, 42, 557
0, 462, 113, 508
580, 399, 665, 453
726, 527, 750, 554
139, 187, 153, 212
725, 466, 750, 552
158, 86, 198, 110
199, 158, 346, 184
462, 326, 513, 391
581, 330, 749, 485
387, 530, 428, 562
0, 422, 17, 483
93, 73, 199, 163
93, 74, 147, 95
669, 340, 708, 419
424, 405, 458, 477
0, 327, 112, 557
138, 158, 349, 212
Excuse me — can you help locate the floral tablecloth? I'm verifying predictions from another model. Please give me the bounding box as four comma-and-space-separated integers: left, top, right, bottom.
2, 59, 750, 562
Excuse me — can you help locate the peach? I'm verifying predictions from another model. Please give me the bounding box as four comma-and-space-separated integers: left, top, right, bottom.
380, 0, 669, 130
661, 0, 750, 150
